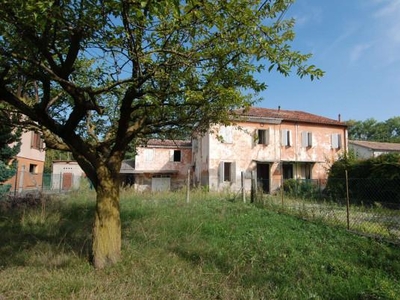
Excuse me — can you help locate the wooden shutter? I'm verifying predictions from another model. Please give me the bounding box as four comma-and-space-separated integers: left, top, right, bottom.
231, 162, 236, 183
218, 162, 224, 183
301, 132, 308, 147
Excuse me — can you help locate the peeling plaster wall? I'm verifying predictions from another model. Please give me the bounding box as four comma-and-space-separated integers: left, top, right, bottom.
198, 121, 347, 192
134, 145, 192, 191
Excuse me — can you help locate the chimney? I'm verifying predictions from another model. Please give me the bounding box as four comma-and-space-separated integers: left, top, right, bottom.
338, 114, 341, 122
278, 106, 281, 112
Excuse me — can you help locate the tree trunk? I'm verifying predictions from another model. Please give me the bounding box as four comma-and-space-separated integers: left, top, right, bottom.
92, 174, 121, 269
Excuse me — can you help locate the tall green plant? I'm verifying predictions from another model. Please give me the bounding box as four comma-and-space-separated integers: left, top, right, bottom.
0, 108, 21, 185
326, 153, 400, 205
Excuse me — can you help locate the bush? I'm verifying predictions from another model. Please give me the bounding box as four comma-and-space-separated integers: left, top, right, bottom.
283, 179, 320, 200
326, 153, 400, 207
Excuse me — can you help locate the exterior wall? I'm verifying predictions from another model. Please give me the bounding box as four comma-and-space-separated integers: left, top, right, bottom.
3, 131, 46, 192
134, 145, 192, 191
195, 121, 347, 193
52, 161, 85, 190
18, 131, 46, 161
349, 144, 374, 159
349, 144, 397, 159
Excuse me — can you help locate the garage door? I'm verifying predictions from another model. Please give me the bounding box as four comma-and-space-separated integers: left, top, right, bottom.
151, 176, 171, 192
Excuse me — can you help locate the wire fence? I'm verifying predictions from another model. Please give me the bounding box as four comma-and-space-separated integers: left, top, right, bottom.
257, 178, 400, 245
2, 171, 399, 245
1, 172, 89, 198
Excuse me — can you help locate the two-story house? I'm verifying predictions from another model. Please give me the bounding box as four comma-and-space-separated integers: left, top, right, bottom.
3, 130, 46, 193
193, 107, 347, 193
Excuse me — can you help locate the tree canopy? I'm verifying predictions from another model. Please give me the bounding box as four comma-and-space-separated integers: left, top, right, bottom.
0, 0, 323, 268
347, 117, 400, 143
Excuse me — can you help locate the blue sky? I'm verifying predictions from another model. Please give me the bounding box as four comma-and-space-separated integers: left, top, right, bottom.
257, 0, 400, 122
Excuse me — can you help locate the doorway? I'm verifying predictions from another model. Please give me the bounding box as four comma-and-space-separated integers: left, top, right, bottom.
256, 163, 270, 193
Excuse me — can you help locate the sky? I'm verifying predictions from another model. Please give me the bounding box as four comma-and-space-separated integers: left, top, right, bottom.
256, 0, 400, 122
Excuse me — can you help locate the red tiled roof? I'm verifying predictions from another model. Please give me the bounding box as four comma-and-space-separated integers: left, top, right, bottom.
146, 139, 192, 148
349, 140, 400, 152
236, 107, 346, 126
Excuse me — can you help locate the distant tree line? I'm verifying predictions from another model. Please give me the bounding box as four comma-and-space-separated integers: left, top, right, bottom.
346, 117, 400, 142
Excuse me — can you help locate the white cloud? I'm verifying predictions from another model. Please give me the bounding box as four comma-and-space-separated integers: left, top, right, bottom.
369, 0, 400, 66
350, 43, 373, 63
373, 0, 400, 18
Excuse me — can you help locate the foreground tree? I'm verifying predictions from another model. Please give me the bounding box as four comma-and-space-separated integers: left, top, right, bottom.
0, 0, 323, 268
0, 107, 21, 186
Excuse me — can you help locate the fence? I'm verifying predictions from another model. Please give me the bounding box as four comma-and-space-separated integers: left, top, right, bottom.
2, 172, 87, 197
257, 178, 400, 245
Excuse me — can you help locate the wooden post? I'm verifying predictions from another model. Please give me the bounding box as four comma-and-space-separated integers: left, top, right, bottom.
250, 171, 255, 203
345, 170, 350, 230
241, 171, 245, 203
186, 169, 190, 203
281, 176, 284, 207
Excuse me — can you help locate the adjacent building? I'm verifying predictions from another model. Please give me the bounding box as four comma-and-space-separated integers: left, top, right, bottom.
128, 139, 193, 191
349, 140, 400, 159
51, 139, 193, 192
3, 130, 46, 193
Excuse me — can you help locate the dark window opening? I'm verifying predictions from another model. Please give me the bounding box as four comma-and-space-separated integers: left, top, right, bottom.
173, 150, 181, 162
224, 162, 231, 182
29, 164, 38, 174
258, 129, 268, 145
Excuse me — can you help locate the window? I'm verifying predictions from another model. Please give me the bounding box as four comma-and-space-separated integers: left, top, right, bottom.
282, 163, 293, 180
29, 164, 38, 174
258, 129, 269, 145
170, 150, 181, 162
219, 161, 236, 183
301, 131, 312, 147
331, 133, 342, 149
144, 149, 154, 161
281, 129, 292, 146
31, 132, 43, 150
224, 162, 231, 182
219, 126, 233, 143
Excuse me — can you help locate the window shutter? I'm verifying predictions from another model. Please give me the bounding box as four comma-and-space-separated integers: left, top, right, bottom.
145, 149, 154, 161
331, 134, 340, 149
337, 134, 342, 149
231, 162, 236, 183
218, 162, 224, 183
308, 132, 313, 147
265, 128, 270, 145
301, 132, 308, 147
281, 129, 288, 146
31, 131, 35, 148
287, 130, 292, 146
225, 126, 233, 143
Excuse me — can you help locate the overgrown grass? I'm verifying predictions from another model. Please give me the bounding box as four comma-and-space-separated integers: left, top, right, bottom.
1, 188, 399, 299
261, 193, 400, 243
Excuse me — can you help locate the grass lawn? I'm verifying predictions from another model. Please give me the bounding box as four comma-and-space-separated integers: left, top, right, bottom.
0, 189, 399, 299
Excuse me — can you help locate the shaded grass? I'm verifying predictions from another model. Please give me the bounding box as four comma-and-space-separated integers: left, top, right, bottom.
0, 188, 399, 299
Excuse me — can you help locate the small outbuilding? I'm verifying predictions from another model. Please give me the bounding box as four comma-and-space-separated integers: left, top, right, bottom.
349, 140, 400, 159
